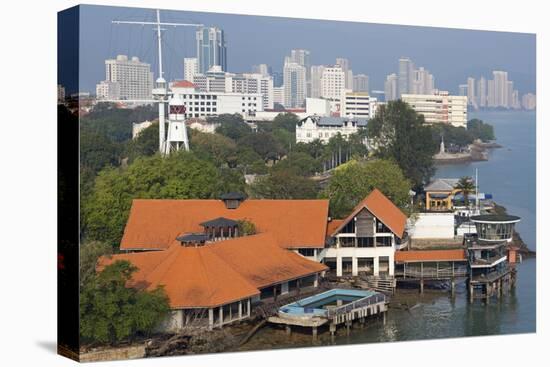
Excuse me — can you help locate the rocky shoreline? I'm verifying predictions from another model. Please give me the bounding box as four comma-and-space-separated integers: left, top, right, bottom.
434, 140, 501, 164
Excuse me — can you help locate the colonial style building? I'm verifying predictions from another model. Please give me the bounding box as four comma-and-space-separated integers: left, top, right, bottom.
295, 115, 368, 144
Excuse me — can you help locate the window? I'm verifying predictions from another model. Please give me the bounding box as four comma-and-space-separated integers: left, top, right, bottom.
298, 248, 315, 257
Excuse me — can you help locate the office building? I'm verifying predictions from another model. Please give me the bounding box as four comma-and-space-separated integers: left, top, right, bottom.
384, 73, 398, 102
283, 60, 307, 108
340, 91, 378, 119
183, 58, 199, 82
98, 55, 153, 100
196, 27, 227, 74
320, 66, 346, 100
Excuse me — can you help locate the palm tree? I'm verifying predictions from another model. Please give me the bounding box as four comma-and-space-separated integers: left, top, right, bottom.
454, 176, 476, 208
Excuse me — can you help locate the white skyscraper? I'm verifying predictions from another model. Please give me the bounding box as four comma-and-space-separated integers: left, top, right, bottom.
283, 60, 307, 108
353, 74, 369, 93
100, 55, 153, 100
320, 66, 346, 100
384, 73, 398, 101
336, 58, 353, 89
492, 70, 509, 108
252, 64, 271, 76
412, 67, 435, 95
184, 58, 199, 82
521, 93, 536, 110
310, 65, 325, 99
289, 49, 311, 96
477, 77, 487, 108
467, 77, 476, 107
398, 57, 414, 97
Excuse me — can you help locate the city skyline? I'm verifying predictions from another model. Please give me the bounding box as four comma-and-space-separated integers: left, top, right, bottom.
69, 5, 536, 97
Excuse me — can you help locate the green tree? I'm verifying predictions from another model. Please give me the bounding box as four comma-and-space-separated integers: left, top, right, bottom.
125, 122, 160, 162
190, 130, 238, 167
213, 114, 252, 141
239, 132, 285, 162
80, 241, 113, 288
273, 112, 299, 132
294, 140, 325, 160
467, 118, 495, 141
454, 176, 476, 207
271, 151, 322, 176
237, 219, 257, 236
80, 260, 170, 344
367, 100, 436, 188
83, 152, 226, 246
249, 170, 318, 199
80, 130, 121, 174
323, 159, 411, 218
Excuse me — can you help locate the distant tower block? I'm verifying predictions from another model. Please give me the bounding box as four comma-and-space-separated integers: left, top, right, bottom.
165, 95, 190, 154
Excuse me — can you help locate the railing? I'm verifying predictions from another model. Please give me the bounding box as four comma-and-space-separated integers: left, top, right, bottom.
395, 267, 468, 279
326, 293, 386, 318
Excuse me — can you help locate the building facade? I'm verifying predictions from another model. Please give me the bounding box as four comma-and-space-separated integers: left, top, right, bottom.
402, 91, 468, 127
183, 57, 199, 82
384, 73, 398, 102
196, 27, 227, 74
170, 80, 263, 119
283, 61, 307, 108
99, 55, 153, 100
320, 66, 346, 100
340, 92, 378, 119
353, 74, 369, 93
296, 115, 368, 144
96, 80, 121, 100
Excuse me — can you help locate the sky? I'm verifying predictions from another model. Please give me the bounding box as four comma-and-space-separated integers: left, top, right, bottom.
63, 4, 536, 96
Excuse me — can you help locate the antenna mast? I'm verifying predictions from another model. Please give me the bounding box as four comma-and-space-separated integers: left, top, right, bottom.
112, 10, 203, 154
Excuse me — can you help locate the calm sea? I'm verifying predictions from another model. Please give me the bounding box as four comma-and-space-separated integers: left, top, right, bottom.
239, 110, 536, 351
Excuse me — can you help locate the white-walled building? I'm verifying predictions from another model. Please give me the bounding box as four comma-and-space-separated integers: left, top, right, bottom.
296, 115, 368, 144
99, 55, 153, 100
340, 91, 378, 119
283, 61, 307, 108
353, 74, 369, 93
170, 80, 263, 119
310, 65, 325, 98
183, 58, 199, 82
96, 80, 121, 100
232, 73, 274, 110
306, 98, 331, 117
384, 73, 398, 102
402, 91, 468, 128
323, 189, 408, 277
320, 66, 346, 100
273, 87, 285, 106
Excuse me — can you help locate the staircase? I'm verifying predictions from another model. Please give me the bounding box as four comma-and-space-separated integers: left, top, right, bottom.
360, 275, 396, 294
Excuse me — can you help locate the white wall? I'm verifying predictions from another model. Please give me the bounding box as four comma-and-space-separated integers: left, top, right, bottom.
409, 213, 455, 239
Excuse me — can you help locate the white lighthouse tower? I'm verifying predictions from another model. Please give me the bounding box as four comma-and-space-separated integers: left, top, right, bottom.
164, 95, 189, 154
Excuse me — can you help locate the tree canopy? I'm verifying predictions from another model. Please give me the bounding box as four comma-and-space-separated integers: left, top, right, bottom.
82, 152, 242, 246
467, 118, 495, 142
80, 260, 170, 344
249, 170, 318, 199
322, 159, 412, 218
367, 100, 436, 188
213, 113, 252, 141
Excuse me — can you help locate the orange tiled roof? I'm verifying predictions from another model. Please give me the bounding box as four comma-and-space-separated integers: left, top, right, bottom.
100, 233, 328, 308
172, 80, 197, 88
120, 199, 329, 250
395, 249, 466, 262
326, 219, 344, 237
330, 189, 408, 238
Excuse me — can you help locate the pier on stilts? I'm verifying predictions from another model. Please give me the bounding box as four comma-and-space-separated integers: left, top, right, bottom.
268, 289, 387, 341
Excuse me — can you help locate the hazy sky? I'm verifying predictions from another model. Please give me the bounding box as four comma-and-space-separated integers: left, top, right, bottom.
65, 4, 536, 95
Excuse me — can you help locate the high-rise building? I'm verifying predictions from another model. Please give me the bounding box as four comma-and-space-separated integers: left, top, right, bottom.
412, 67, 435, 95
398, 57, 414, 97
320, 66, 346, 100
521, 93, 536, 110
196, 27, 227, 74
487, 79, 496, 107
384, 73, 398, 102
273, 87, 285, 106
459, 84, 468, 97
232, 73, 274, 110
353, 74, 369, 93
289, 49, 311, 96
252, 64, 272, 76
336, 58, 353, 89
506, 81, 514, 109
283, 60, 307, 108
492, 70, 509, 108
467, 77, 476, 107
310, 65, 325, 99
99, 55, 153, 100
184, 57, 198, 82
272, 71, 283, 88
96, 80, 121, 100
477, 77, 487, 107
401, 91, 468, 128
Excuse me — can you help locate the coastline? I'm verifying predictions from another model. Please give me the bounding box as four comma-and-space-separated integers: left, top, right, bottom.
433, 140, 501, 165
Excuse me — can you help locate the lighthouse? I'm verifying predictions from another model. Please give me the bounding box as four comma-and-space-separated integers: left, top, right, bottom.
164, 94, 190, 154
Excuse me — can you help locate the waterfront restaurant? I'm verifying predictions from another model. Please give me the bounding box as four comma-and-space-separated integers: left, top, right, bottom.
324, 189, 409, 277
101, 233, 327, 331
